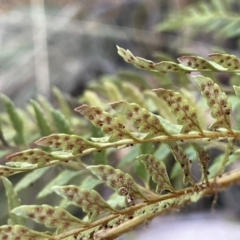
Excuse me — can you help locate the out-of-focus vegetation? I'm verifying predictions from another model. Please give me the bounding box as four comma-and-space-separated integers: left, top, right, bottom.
1, 0, 240, 239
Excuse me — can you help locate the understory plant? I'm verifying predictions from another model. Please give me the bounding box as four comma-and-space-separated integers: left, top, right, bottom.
1, 46, 240, 239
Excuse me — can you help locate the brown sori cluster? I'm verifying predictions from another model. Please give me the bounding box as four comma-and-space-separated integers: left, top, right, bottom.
167, 143, 195, 186
195, 76, 232, 130
153, 89, 202, 133
12, 205, 86, 230
178, 56, 213, 70
209, 53, 240, 71
87, 165, 142, 199
117, 45, 188, 73
52, 186, 115, 215
75, 105, 136, 141
154, 62, 183, 72
0, 166, 16, 177
110, 101, 170, 137
35, 134, 98, 155
118, 45, 240, 74
138, 154, 174, 193
6, 149, 54, 166
0, 225, 50, 240
117, 45, 155, 70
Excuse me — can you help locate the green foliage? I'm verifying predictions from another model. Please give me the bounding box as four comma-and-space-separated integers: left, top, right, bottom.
1, 94, 25, 145
155, 0, 240, 39
1, 46, 240, 240
117, 46, 240, 73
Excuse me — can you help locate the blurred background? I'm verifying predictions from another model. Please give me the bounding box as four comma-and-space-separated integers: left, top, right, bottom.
1, 0, 240, 239
3, 0, 239, 105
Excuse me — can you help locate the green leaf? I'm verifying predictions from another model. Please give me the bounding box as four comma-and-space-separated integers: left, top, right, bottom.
144, 90, 177, 124
5, 162, 36, 168
192, 143, 210, 184
1, 94, 25, 145
110, 101, 171, 138
31, 100, 52, 137
107, 192, 126, 209
117, 46, 191, 73
103, 80, 123, 102
177, 55, 221, 71
116, 70, 151, 89
2, 177, 25, 225
15, 167, 51, 192
137, 154, 174, 193
53, 87, 72, 123
75, 104, 137, 142
194, 75, 232, 130
37, 170, 81, 199
80, 176, 103, 189
133, 160, 149, 187
233, 85, 240, 98
166, 143, 195, 186
209, 53, 240, 71
83, 90, 105, 109
94, 150, 107, 165
52, 109, 72, 134
155, 115, 182, 134
121, 82, 145, 107
118, 145, 140, 168
0, 165, 20, 177
0, 225, 53, 240
135, 143, 155, 185
52, 186, 116, 220
154, 144, 171, 161
35, 134, 99, 155
153, 88, 203, 133
12, 205, 87, 229
88, 165, 148, 200
6, 149, 56, 167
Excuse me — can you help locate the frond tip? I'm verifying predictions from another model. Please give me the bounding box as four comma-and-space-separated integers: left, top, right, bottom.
75, 104, 137, 142
87, 165, 150, 201
52, 186, 117, 219
110, 100, 171, 138
117, 46, 240, 73
137, 154, 174, 193
153, 88, 203, 133
194, 75, 232, 131
12, 205, 88, 229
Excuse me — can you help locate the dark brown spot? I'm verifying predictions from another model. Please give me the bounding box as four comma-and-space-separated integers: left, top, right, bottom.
133, 107, 140, 112
39, 215, 46, 221
28, 151, 34, 156
64, 136, 70, 141
28, 213, 35, 218
95, 109, 102, 115
89, 115, 94, 120
46, 209, 54, 216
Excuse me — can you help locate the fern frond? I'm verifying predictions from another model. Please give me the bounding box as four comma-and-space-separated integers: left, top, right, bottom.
117, 46, 240, 73
155, 0, 240, 39
2, 45, 240, 240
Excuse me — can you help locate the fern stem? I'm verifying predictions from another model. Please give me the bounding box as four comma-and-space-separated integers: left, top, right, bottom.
54, 168, 240, 239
